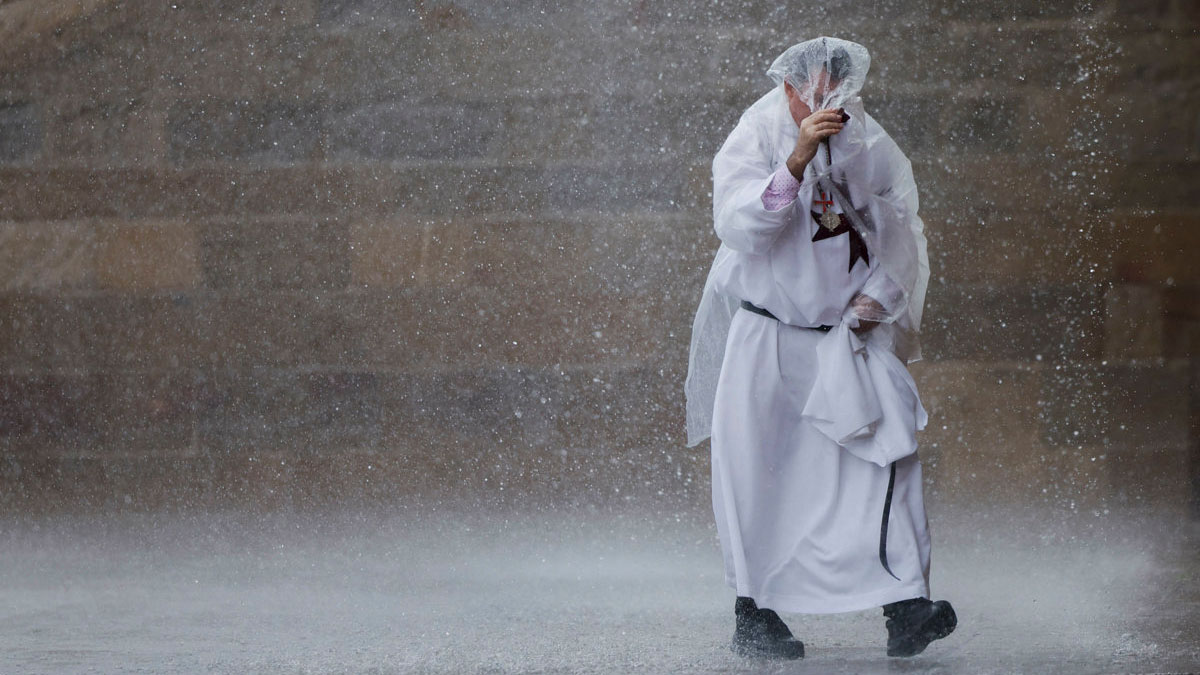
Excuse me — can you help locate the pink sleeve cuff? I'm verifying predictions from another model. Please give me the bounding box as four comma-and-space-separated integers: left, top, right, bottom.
761, 164, 802, 211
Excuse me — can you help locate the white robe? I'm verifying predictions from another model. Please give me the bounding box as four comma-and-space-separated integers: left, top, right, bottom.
700, 87, 932, 614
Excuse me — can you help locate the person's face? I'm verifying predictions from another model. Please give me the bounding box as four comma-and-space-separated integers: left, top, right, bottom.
784, 67, 840, 126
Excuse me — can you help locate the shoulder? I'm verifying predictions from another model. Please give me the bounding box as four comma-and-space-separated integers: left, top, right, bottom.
715, 87, 785, 162
745, 86, 785, 119
861, 110, 903, 157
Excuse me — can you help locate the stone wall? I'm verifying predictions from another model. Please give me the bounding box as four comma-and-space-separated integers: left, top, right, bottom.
0, 0, 1196, 515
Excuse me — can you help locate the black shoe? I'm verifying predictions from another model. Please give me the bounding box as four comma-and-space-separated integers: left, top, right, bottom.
882, 597, 957, 657
731, 596, 805, 659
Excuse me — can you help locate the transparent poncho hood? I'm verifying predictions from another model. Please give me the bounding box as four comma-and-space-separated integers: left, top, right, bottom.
766, 36, 872, 112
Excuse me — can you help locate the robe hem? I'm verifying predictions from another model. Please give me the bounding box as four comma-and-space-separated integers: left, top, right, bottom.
728, 578, 930, 615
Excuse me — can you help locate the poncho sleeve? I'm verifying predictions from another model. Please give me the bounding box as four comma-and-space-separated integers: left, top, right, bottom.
712, 115, 794, 256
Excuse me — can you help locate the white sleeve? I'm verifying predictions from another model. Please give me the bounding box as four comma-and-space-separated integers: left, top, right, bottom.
711, 117, 801, 255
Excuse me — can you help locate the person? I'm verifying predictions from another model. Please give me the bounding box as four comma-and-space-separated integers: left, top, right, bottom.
684, 37, 956, 659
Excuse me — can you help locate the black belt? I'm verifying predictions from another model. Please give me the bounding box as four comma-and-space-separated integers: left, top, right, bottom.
739, 300, 834, 332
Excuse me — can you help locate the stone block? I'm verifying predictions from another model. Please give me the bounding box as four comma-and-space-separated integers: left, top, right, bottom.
1111, 160, 1200, 211
0, 164, 556, 221
339, 284, 688, 371
380, 368, 561, 446
931, 0, 1086, 20
304, 31, 449, 101
95, 222, 201, 291
0, 102, 41, 163
44, 95, 163, 167
2, 294, 208, 371
1106, 211, 1200, 285
1108, 33, 1200, 90
272, 164, 548, 217
14, 22, 155, 103
0, 222, 96, 290
920, 281, 1105, 361
316, 0, 630, 32
326, 89, 748, 164
912, 360, 1044, 452
864, 92, 945, 153
168, 99, 323, 164
315, 0, 422, 29
0, 295, 45, 368
620, 0, 924, 31
0, 0, 119, 63
1114, 0, 1174, 24
1180, 0, 1200, 26
375, 363, 688, 475
543, 160, 700, 213
0, 168, 180, 221
281, 451, 410, 506
1106, 443, 1192, 508
1164, 286, 1200, 323
1103, 283, 1164, 359
1192, 361, 1200, 514
1039, 360, 1190, 449
40, 454, 226, 511
326, 99, 506, 161
199, 291, 358, 368
153, 24, 323, 100
97, 295, 208, 370
0, 373, 98, 442
351, 217, 582, 289
920, 208, 1116, 285
911, 360, 1171, 511
950, 28, 1082, 88
307, 29, 531, 101
913, 155, 1057, 218
306, 24, 742, 102
385, 163, 554, 216
200, 217, 350, 291
1106, 95, 1199, 163
490, 94, 594, 161
150, 0, 319, 30
89, 370, 200, 451
348, 213, 712, 295
592, 31, 756, 100
347, 219, 424, 287
204, 452, 297, 509
1024, 444, 1115, 512
944, 95, 1020, 152
553, 364, 687, 450
196, 369, 384, 453
922, 440, 1116, 512
1162, 312, 1200, 360
584, 90, 751, 161
0, 295, 100, 370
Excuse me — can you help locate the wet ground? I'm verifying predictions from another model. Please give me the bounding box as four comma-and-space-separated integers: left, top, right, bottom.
1, 502, 1197, 674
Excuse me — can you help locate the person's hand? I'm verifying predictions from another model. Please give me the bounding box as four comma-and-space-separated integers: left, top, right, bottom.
786, 108, 846, 179
849, 293, 885, 335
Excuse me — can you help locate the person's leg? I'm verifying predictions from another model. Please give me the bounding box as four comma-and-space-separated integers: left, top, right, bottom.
881, 597, 957, 657
711, 314, 805, 659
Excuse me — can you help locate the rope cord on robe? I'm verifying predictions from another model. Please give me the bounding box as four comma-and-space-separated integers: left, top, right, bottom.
879, 461, 901, 581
